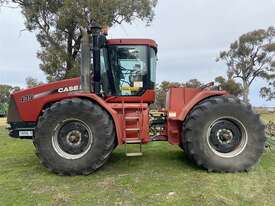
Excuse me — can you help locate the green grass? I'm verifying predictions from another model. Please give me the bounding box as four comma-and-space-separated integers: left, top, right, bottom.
260, 112, 275, 123
0, 116, 275, 206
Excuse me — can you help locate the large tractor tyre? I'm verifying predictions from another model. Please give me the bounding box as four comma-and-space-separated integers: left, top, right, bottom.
182, 96, 266, 172
33, 98, 116, 175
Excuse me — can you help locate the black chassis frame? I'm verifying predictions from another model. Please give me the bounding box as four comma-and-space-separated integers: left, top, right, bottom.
8, 122, 36, 139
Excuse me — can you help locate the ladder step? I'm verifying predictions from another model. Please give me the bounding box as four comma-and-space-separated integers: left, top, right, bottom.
126, 152, 143, 157
125, 128, 140, 132
125, 116, 139, 121
125, 138, 142, 144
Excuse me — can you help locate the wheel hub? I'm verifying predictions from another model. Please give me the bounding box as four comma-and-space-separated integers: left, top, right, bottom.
216, 129, 233, 144
207, 117, 248, 158
52, 119, 93, 160
66, 130, 82, 145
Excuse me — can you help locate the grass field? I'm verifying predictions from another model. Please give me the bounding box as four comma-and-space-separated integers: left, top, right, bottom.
0, 115, 275, 206
260, 112, 275, 123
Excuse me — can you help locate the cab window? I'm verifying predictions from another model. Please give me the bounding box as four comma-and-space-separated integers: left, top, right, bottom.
108, 45, 148, 96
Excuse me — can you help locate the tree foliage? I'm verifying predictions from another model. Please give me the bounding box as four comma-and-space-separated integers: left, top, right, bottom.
153, 79, 202, 109
25, 76, 44, 88
4, 0, 158, 81
260, 80, 275, 100
153, 77, 243, 109
183, 79, 202, 88
0, 85, 20, 113
154, 81, 182, 109
214, 76, 242, 97
217, 27, 275, 104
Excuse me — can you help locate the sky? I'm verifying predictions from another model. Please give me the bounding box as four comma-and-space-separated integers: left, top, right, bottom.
0, 0, 275, 106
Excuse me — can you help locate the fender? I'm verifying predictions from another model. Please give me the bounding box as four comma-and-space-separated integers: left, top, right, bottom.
69, 93, 123, 144
176, 90, 228, 121
39, 93, 122, 144
166, 88, 228, 145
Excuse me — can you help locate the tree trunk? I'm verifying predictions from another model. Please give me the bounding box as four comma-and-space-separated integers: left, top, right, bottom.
242, 80, 250, 104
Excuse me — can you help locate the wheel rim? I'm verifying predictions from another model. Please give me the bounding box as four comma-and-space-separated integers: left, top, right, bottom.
206, 116, 248, 158
52, 119, 93, 160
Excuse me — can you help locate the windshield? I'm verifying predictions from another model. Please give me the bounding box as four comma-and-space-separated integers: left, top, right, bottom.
108, 45, 149, 96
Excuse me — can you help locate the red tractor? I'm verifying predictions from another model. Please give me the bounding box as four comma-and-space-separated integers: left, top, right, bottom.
7, 26, 266, 175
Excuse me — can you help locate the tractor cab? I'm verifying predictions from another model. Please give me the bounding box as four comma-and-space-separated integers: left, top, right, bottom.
81, 27, 158, 103
103, 40, 157, 97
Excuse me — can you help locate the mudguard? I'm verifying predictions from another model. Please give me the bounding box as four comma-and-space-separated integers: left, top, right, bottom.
165, 87, 228, 144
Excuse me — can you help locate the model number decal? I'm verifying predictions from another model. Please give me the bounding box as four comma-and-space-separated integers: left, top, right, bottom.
21, 95, 33, 102
58, 85, 80, 93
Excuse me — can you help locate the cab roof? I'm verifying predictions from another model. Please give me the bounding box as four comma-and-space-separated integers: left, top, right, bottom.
106, 39, 158, 50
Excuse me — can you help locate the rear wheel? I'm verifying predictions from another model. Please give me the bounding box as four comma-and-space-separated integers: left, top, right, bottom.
182, 96, 266, 172
34, 98, 116, 175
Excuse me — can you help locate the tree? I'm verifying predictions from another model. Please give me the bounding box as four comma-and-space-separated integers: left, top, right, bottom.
154, 81, 182, 109
214, 76, 242, 97
0, 84, 20, 113
25, 76, 44, 88
217, 27, 275, 104
260, 80, 275, 100
3, 0, 158, 81
153, 79, 203, 109
183, 79, 202, 88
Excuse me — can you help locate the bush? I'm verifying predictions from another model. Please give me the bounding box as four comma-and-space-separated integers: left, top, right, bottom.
266, 121, 275, 150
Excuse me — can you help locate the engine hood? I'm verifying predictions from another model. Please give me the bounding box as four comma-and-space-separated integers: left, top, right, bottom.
8, 77, 81, 123
13, 78, 81, 100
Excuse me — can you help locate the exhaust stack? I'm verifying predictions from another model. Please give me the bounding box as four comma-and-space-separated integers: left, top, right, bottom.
91, 25, 102, 95
80, 28, 91, 92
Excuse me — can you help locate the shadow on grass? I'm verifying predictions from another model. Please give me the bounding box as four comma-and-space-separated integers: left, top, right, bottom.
1, 140, 203, 177
104, 145, 202, 174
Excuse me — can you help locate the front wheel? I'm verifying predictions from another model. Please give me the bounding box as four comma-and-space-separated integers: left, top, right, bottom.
34, 98, 116, 175
182, 96, 266, 172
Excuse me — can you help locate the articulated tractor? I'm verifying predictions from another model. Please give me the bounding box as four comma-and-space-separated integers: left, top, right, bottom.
7, 27, 265, 175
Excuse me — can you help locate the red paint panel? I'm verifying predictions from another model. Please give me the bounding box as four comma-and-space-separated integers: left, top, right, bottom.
105, 90, 155, 103
166, 88, 227, 121
166, 87, 228, 145
107, 39, 158, 49
11, 76, 228, 147
110, 103, 150, 144
12, 78, 80, 121
10, 79, 123, 144
11, 78, 154, 145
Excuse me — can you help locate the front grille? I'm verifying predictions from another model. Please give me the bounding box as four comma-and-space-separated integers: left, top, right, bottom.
7, 97, 21, 123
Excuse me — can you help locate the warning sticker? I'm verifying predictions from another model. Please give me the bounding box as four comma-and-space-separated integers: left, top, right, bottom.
134, 81, 143, 88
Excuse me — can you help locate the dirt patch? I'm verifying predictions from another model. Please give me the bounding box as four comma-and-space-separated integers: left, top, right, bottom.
52, 192, 71, 206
